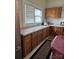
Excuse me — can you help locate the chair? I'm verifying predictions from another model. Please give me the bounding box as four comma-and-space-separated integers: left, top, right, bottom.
51, 35, 64, 59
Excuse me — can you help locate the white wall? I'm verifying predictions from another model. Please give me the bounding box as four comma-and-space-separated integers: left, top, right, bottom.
47, 0, 64, 8
28, 0, 46, 9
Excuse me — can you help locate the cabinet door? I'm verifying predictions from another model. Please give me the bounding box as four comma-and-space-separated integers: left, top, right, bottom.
45, 8, 56, 18
46, 8, 51, 17
55, 27, 61, 35
50, 27, 59, 36
45, 8, 52, 18
45, 28, 49, 38
45, 7, 62, 19
38, 30, 43, 44
56, 7, 62, 18
32, 32, 38, 50
46, 27, 50, 37
22, 35, 31, 57
60, 27, 64, 35
42, 28, 47, 39
53, 27, 64, 36
51, 8, 56, 18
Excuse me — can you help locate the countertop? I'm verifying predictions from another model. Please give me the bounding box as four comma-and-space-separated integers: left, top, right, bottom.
21, 25, 64, 36
49, 25, 64, 27
21, 26, 49, 36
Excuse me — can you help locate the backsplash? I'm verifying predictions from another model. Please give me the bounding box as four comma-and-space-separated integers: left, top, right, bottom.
46, 17, 64, 25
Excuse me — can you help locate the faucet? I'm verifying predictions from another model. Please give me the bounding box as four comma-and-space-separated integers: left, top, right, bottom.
60, 21, 64, 25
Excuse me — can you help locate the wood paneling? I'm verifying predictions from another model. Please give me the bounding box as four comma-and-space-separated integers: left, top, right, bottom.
15, 0, 21, 48
15, 0, 22, 59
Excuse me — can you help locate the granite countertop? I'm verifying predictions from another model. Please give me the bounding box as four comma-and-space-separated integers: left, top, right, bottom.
21, 25, 64, 36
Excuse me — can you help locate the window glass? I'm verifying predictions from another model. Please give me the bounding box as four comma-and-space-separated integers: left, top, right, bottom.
35, 9, 42, 16
24, 4, 34, 24
35, 9, 42, 23
24, 4, 42, 24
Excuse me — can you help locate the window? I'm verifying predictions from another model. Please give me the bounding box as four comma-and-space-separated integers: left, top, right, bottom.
24, 4, 34, 24
24, 4, 42, 24
35, 9, 42, 23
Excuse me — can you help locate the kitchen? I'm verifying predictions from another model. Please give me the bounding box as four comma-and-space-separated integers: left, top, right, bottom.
15, 0, 64, 59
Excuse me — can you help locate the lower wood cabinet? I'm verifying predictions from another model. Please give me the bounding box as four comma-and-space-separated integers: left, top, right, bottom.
22, 27, 50, 57
50, 26, 64, 36
32, 32, 38, 50
22, 35, 31, 57
60, 27, 64, 35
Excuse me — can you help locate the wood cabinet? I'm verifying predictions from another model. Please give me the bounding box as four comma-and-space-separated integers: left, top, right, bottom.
22, 27, 50, 57
45, 7, 62, 19
22, 35, 31, 57
50, 26, 64, 36
32, 32, 38, 50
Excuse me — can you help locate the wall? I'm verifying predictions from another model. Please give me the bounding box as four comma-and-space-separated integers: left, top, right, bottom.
47, 0, 64, 8
20, 0, 64, 28
46, 0, 64, 25
47, 17, 64, 25
20, 0, 47, 29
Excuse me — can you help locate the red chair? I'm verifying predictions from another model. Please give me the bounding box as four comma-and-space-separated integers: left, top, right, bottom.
51, 35, 64, 59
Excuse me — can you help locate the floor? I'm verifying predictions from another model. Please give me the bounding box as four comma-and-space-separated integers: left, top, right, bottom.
30, 40, 51, 59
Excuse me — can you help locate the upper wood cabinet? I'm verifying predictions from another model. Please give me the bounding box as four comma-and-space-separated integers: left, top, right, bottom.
45, 7, 62, 19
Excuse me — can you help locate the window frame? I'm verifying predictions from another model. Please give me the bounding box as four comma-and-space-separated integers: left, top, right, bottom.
24, 4, 35, 24
23, 4, 43, 26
